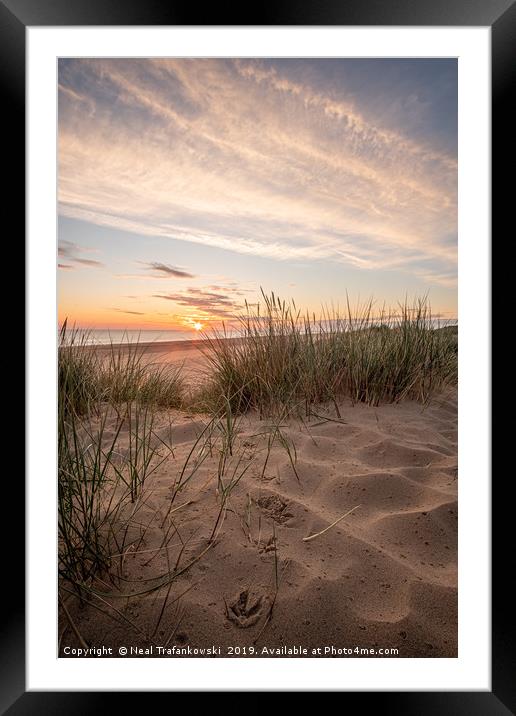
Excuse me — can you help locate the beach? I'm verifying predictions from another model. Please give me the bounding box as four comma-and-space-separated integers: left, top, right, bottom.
90, 336, 250, 389
91, 338, 214, 387
55, 56, 461, 682
60, 337, 457, 658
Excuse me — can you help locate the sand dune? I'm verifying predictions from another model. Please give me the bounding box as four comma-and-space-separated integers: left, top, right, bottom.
61, 384, 457, 658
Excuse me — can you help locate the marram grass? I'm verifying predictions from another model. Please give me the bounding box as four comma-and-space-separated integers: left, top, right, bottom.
198, 291, 457, 416
59, 320, 185, 416
58, 323, 184, 595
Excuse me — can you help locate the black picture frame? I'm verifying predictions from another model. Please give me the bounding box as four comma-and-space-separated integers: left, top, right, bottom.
7, 0, 511, 710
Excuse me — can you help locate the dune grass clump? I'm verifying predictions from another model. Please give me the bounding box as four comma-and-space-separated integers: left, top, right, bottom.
59, 322, 185, 414
59, 321, 103, 416
102, 345, 184, 409
58, 322, 185, 595
199, 291, 457, 416
99, 340, 183, 407
58, 408, 125, 589
137, 364, 185, 408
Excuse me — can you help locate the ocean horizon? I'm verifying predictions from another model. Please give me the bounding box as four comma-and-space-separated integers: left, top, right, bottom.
63, 328, 200, 346
61, 317, 458, 347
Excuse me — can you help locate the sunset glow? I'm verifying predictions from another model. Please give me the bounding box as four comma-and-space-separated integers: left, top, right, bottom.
58, 58, 457, 331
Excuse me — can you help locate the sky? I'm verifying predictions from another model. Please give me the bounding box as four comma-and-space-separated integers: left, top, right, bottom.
58, 58, 457, 332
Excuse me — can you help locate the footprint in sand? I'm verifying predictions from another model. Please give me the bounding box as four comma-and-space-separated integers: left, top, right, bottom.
226, 589, 267, 628
252, 472, 276, 483
253, 534, 277, 554
255, 495, 293, 524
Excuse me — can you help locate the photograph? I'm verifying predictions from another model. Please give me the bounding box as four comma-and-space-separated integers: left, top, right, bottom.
57, 57, 458, 659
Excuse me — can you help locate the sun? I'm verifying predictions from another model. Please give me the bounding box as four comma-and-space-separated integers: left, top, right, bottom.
193, 322, 203, 332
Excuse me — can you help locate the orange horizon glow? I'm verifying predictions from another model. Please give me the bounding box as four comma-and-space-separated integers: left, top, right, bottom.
57, 301, 222, 332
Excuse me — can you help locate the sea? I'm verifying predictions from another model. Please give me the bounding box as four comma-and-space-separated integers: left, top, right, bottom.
64, 317, 457, 347
68, 329, 201, 346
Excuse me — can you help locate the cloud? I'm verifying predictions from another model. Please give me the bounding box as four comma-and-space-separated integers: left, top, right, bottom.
111, 307, 146, 315
74, 257, 104, 267
58, 240, 81, 258
58, 59, 457, 288
58, 240, 104, 268
143, 261, 195, 278
153, 287, 242, 318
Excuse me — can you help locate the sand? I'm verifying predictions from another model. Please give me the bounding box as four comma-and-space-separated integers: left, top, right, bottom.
92, 338, 215, 387
60, 342, 457, 658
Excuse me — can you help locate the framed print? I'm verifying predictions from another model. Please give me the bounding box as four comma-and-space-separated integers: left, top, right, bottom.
7, 0, 512, 709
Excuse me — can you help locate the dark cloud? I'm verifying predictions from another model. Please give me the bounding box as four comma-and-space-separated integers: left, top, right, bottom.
144, 262, 195, 278
58, 240, 78, 258
153, 287, 241, 317
58, 240, 104, 268
58, 263, 74, 270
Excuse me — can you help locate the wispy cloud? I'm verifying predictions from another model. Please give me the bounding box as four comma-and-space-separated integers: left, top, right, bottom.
58, 59, 457, 288
58, 239, 104, 269
74, 257, 104, 267
142, 261, 195, 278
111, 307, 146, 316
153, 287, 242, 319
